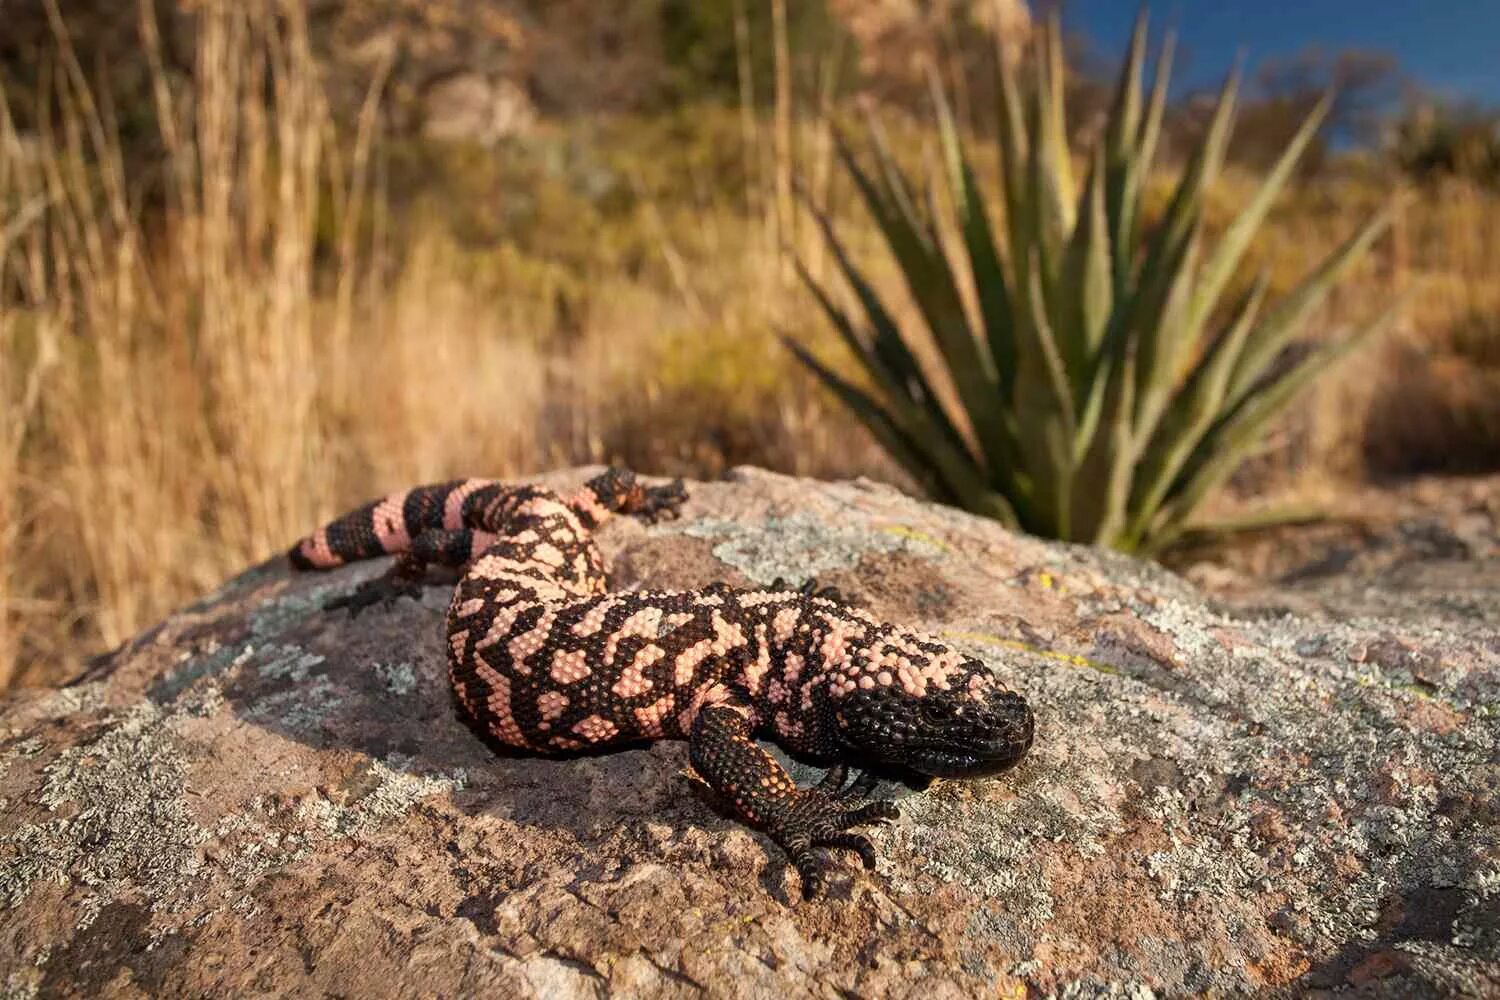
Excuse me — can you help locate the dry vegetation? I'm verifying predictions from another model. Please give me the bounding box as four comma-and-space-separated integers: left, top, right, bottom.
2, 0, 1497, 689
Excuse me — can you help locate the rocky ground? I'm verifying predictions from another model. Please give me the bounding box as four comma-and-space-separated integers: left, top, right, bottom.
1171, 474, 1500, 625
2, 468, 1497, 997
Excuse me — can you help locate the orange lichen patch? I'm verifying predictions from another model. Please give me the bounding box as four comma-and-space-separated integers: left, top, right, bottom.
634, 695, 676, 737
1090, 613, 1183, 671
1400, 697, 1465, 736
573, 714, 619, 743
1037, 820, 1307, 991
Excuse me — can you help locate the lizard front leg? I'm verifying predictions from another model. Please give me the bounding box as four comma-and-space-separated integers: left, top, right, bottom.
689, 703, 898, 899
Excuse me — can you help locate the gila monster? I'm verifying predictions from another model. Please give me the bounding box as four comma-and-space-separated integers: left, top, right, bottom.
289, 468, 1034, 898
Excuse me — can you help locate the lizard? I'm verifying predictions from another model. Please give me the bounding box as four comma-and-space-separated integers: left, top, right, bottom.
288, 467, 1034, 898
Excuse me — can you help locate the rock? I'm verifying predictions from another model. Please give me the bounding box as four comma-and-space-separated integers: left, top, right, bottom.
2, 467, 1497, 997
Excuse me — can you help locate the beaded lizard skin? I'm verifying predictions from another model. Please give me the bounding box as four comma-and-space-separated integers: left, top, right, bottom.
289, 468, 1034, 897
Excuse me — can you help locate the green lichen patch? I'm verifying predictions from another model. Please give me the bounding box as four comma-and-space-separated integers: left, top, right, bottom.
679, 514, 946, 587
2, 703, 207, 917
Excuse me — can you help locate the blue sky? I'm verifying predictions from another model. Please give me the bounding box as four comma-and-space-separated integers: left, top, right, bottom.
1061, 1, 1500, 105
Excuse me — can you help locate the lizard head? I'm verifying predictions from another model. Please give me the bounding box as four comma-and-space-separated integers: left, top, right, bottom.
831, 644, 1033, 779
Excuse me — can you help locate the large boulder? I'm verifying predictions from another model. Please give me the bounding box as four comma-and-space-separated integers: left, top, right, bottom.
2, 468, 1496, 997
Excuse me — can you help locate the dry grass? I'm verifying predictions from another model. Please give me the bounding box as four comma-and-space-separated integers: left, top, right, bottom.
0, 0, 892, 689
3, 1, 1498, 691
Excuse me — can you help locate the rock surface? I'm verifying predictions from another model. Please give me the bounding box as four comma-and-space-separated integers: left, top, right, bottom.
2, 468, 1497, 998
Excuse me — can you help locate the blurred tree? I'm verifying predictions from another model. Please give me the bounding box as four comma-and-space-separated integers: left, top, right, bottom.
1163, 46, 1403, 173
658, 0, 846, 106
1385, 97, 1500, 186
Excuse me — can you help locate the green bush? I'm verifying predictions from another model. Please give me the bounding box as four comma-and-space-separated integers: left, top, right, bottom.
790, 13, 1395, 553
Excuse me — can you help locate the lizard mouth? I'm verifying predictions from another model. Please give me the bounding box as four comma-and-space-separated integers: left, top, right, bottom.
896, 743, 1029, 778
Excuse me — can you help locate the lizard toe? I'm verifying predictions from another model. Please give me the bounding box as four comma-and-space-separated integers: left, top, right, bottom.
816, 764, 850, 794
816, 831, 878, 871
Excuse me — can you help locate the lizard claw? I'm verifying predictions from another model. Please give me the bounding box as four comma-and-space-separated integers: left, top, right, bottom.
324, 575, 422, 617
634, 479, 688, 524
773, 786, 900, 900
769, 577, 847, 605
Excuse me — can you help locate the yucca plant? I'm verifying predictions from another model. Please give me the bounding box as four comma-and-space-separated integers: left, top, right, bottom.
788, 12, 1396, 554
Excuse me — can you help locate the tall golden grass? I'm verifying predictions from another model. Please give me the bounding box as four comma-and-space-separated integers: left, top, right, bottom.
2, 0, 1497, 690
0, 0, 888, 688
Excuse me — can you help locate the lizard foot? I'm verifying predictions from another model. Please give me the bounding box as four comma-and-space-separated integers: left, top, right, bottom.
631, 478, 688, 524
770, 576, 847, 605
772, 780, 900, 900
324, 574, 423, 617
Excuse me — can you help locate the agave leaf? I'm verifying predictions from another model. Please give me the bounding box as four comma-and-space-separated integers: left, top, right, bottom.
1184, 91, 1333, 346
1104, 10, 1148, 171
932, 73, 1018, 402
1110, 30, 1175, 293
1070, 339, 1138, 544
1172, 502, 1330, 544
1145, 308, 1395, 551
784, 336, 955, 504
1134, 31, 1175, 185
1126, 272, 1269, 542
1060, 146, 1114, 390
795, 200, 977, 460
1225, 202, 1395, 406
798, 13, 1391, 554
1040, 15, 1076, 231
834, 124, 1017, 477
1127, 68, 1237, 421
1133, 233, 1203, 442
1012, 255, 1078, 535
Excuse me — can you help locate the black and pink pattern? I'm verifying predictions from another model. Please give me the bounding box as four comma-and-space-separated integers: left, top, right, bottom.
289, 468, 1033, 897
